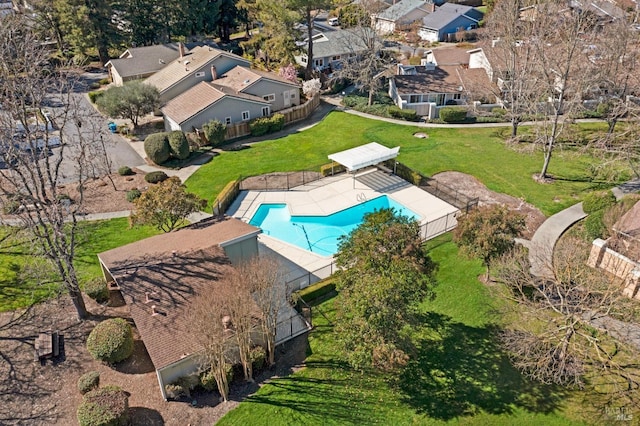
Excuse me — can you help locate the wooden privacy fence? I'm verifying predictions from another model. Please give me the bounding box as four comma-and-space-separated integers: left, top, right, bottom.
223, 94, 320, 141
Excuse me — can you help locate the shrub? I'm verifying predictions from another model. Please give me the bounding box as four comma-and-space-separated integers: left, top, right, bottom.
84, 278, 109, 303
167, 131, 190, 160
2, 200, 20, 214
296, 279, 336, 304
269, 113, 285, 132
582, 190, 616, 214
117, 166, 133, 176
144, 171, 169, 184
250, 346, 267, 372
202, 119, 226, 146
88, 91, 103, 104
165, 374, 199, 399
199, 364, 234, 392
388, 106, 418, 121
143, 133, 170, 165
585, 209, 607, 240
249, 117, 271, 136
86, 318, 134, 364
126, 189, 141, 202
77, 385, 129, 426
439, 107, 468, 123
98, 78, 111, 86
491, 107, 507, 117
320, 163, 346, 176
78, 371, 100, 395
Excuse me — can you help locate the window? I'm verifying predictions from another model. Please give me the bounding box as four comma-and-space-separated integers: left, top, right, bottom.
331, 55, 341, 61
436, 94, 445, 105
301, 55, 308, 64
453, 93, 461, 100
263, 94, 275, 102
314, 58, 323, 67
409, 95, 421, 104
262, 106, 270, 117
195, 71, 205, 78
242, 111, 250, 121
225, 117, 232, 125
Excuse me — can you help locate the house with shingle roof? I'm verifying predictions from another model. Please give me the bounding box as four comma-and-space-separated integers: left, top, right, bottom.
144, 45, 250, 103
98, 216, 311, 400
161, 65, 301, 133
419, 3, 483, 42
105, 43, 209, 86
373, 0, 440, 35
424, 47, 471, 67
294, 28, 372, 72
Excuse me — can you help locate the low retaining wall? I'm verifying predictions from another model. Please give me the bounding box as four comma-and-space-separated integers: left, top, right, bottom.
588, 238, 640, 299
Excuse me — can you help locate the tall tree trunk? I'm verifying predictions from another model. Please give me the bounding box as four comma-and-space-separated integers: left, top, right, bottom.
511, 119, 519, 138
305, 8, 314, 78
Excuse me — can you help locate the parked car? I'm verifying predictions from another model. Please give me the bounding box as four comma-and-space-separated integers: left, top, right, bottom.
328, 17, 339, 26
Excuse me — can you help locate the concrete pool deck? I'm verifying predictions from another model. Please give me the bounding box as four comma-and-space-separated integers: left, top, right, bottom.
227, 169, 459, 289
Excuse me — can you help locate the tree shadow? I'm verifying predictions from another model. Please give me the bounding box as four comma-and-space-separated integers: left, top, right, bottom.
396, 311, 568, 420
113, 339, 155, 374
128, 407, 164, 425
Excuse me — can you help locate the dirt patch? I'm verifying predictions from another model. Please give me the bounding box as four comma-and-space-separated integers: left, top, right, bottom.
0, 295, 309, 425
431, 171, 546, 239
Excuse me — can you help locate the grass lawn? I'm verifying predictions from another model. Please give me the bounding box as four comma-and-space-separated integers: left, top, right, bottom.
0, 218, 159, 311
218, 235, 588, 425
186, 112, 616, 216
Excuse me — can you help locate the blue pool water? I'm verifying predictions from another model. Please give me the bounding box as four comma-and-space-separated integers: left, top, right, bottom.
249, 195, 420, 257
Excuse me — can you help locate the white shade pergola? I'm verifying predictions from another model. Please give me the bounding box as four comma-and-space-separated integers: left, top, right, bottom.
328, 142, 400, 172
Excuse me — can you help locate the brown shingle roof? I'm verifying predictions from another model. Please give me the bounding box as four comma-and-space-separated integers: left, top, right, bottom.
145, 45, 249, 93
215, 66, 300, 93
98, 217, 261, 370
392, 65, 464, 94
428, 47, 470, 66
161, 81, 269, 125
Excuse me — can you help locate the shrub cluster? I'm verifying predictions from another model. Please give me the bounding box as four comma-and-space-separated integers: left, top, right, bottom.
86, 318, 134, 364
167, 131, 190, 160
249, 113, 285, 136
582, 190, 616, 214
199, 364, 234, 393
117, 166, 133, 176
388, 106, 418, 121
77, 385, 129, 426
143, 133, 170, 165
126, 189, 141, 202
439, 107, 468, 123
144, 171, 169, 184
77, 371, 101, 395
88, 91, 103, 104
250, 346, 267, 372
165, 374, 200, 399
584, 209, 608, 240
202, 119, 227, 146
84, 278, 109, 303
342, 93, 418, 122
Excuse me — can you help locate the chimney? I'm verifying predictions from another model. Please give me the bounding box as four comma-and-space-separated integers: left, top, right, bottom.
211, 65, 217, 81
427, 1, 435, 13
178, 42, 185, 58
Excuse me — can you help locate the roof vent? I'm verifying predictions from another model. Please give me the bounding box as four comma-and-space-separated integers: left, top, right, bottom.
159, 58, 165, 64
151, 305, 159, 316
243, 79, 250, 84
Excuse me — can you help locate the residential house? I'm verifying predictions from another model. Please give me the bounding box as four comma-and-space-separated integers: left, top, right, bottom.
105, 43, 198, 86
214, 66, 300, 112
388, 63, 493, 118
98, 216, 311, 400
161, 81, 271, 133
373, 0, 438, 35
295, 29, 371, 73
423, 46, 471, 67
419, 3, 484, 42
145, 45, 250, 104
0, 1, 14, 17
161, 66, 301, 133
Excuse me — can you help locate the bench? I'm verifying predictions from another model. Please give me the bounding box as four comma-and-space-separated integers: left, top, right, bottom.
34, 331, 60, 362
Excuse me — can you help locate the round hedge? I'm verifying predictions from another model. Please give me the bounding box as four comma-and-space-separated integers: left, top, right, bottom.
168, 131, 190, 160
582, 190, 616, 214
143, 133, 170, 165
117, 166, 133, 176
126, 189, 141, 202
84, 278, 109, 303
86, 318, 134, 364
78, 371, 100, 395
77, 385, 129, 426
144, 171, 169, 184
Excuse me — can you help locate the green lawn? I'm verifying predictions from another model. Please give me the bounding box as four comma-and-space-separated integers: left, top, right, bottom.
0, 218, 159, 311
218, 235, 588, 425
186, 112, 615, 216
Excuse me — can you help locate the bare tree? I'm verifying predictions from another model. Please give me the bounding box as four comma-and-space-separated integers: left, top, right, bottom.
240, 255, 286, 367
0, 15, 114, 319
526, 3, 596, 180
481, 0, 538, 138
226, 270, 260, 382
189, 289, 232, 402
495, 237, 640, 409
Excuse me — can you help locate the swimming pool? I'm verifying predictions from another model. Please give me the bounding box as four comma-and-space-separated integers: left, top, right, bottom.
249, 195, 421, 256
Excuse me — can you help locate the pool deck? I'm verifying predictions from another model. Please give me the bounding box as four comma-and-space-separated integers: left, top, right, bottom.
227, 170, 459, 289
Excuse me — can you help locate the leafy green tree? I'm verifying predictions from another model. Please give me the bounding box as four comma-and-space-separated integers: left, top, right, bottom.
97, 81, 160, 128
130, 177, 206, 232
334, 208, 436, 371
202, 119, 226, 146
338, 3, 368, 28
453, 205, 525, 281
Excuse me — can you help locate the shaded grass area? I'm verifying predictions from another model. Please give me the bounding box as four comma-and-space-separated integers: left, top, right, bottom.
185, 112, 616, 216
218, 236, 586, 425
0, 218, 159, 311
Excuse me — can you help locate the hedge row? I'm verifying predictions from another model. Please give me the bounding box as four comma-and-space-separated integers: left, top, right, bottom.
320, 163, 347, 177
249, 113, 285, 136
